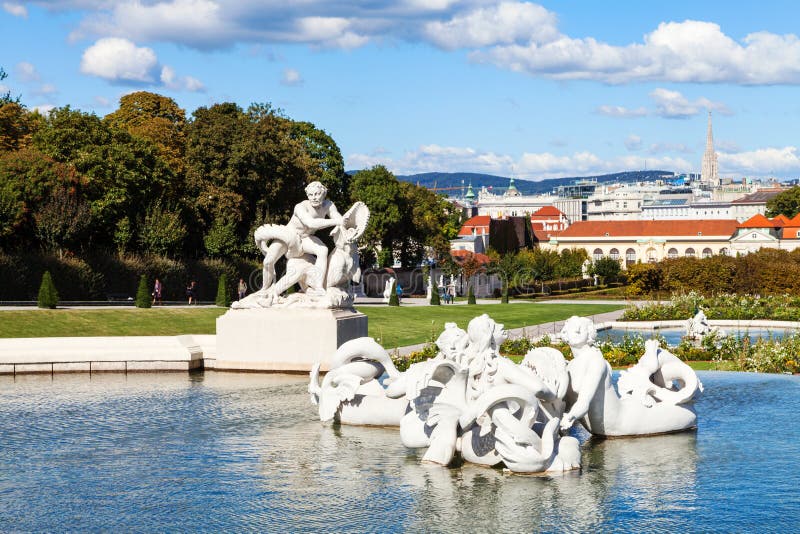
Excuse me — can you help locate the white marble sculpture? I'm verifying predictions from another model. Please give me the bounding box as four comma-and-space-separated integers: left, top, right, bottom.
308, 314, 582, 474
426, 275, 433, 300
382, 277, 396, 303
685, 307, 724, 339
233, 181, 369, 309
559, 316, 702, 437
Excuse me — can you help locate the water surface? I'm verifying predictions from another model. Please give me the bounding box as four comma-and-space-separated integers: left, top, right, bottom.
0, 371, 798, 531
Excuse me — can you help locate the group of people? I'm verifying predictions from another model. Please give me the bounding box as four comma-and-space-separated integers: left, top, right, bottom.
150, 277, 249, 306
439, 284, 456, 304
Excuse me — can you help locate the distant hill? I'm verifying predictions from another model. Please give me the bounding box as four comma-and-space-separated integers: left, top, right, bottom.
390, 170, 676, 195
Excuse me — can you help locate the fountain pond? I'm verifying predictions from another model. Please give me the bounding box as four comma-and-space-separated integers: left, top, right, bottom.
1, 370, 798, 531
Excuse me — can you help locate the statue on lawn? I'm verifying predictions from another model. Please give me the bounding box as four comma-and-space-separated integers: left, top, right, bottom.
233, 181, 369, 309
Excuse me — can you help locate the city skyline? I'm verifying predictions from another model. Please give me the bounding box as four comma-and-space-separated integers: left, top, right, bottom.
2, 0, 800, 180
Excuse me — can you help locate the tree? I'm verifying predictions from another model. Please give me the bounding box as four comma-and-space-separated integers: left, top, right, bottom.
104, 91, 187, 177
467, 284, 476, 305
0, 103, 39, 152
215, 274, 230, 307
350, 165, 403, 266
430, 275, 440, 305
135, 274, 151, 308
33, 184, 91, 257
388, 279, 399, 306
591, 256, 622, 284
767, 186, 800, 218
0, 179, 24, 245
290, 121, 348, 204
487, 249, 521, 302
458, 252, 483, 303
37, 270, 58, 308
138, 201, 187, 257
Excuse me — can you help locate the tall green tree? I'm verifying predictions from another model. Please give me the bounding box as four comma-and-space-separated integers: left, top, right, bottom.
350, 165, 403, 267
290, 120, 348, 204
766, 186, 800, 218
104, 91, 187, 178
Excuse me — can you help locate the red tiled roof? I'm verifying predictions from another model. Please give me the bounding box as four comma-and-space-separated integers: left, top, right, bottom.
457, 215, 491, 236
533, 230, 550, 241
772, 214, 791, 226
554, 219, 739, 238
788, 213, 800, 226
450, 250, 491, 264
739, 213, 774, 228
531, 206, 563, 217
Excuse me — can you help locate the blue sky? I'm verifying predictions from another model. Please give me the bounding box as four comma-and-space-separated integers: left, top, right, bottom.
2, 0, 800, 180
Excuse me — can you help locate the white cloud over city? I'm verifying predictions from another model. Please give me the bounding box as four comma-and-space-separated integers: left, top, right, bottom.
348, 142, 800, 179
19, 1, 800, 86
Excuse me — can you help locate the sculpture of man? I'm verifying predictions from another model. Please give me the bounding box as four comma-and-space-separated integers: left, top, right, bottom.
257, 181, 342, 296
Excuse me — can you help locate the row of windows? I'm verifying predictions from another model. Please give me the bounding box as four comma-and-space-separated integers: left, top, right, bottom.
592, 247, 730, 262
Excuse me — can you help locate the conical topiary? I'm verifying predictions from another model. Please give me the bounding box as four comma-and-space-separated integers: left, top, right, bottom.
37, 270, 59, 309
215, 274, 230, 307
467, 284, 476, 305
430, 276, 440, 305
135, 274, 151, 308
388, 279, 399, 306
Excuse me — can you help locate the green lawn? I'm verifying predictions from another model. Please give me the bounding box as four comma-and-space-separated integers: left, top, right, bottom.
361, 303, 623, 348
0, 303, 624, 348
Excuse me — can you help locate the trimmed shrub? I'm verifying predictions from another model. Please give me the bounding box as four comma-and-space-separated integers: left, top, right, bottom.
215, 274, 230, 307
388, 279, 399, 306
501, 282, 509, 304
430, 276, 440, 305
37, 270, 58, 308
467, 284, 476, 305
135, 274, 151, 308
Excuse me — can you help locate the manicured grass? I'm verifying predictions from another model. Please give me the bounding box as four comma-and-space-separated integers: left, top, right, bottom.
0, 303, 624, 348
362, 302, 624, 348
0, 308, 228, 338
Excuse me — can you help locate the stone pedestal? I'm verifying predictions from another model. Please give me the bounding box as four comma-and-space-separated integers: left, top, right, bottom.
214, 308, 368, 372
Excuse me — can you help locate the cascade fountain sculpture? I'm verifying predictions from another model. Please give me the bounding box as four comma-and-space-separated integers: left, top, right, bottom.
309, 314, 703, 475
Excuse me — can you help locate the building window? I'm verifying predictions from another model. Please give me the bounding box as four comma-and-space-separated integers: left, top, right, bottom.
593, 248, 603, 261
702, 248, 713, 258
720, 247, 730, 256
752, 233, 757, 239
685, 248, 696, 258
625, 248, 636, 266
668, 248, 678, 259
610, 248, 619, 260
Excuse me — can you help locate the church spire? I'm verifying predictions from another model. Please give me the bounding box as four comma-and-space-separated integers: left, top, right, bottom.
701, 111, 719, 187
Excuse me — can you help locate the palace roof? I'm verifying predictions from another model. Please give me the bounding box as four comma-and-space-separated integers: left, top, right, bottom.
554, 219, 740, 238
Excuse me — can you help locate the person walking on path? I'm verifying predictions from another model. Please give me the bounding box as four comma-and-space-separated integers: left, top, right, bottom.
186, 280, 197, 305
152, 278, 163, 306
237, 278, 247, 301
396, 283, 403, 303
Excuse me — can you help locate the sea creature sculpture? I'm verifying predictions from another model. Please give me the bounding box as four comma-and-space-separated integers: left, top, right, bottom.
559, 316, 701, 437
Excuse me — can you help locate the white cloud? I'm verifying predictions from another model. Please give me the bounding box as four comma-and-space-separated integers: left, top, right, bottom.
347, 143, 696, 179
280, 68, 303, 86
720, 147, 800, 175
625, 135, 642, 151
648, 142, 693, 155
15, 61, 40, 82
423, 2, 557, 50
474, 19, 800, 85
26, 2, 800, 85
160, 65, 205, 92
596, 105, 648, 118
649, 88, 730, 118
80, 38, 203, 91
93, 95, 111, 107
32, 104, 55, 115
2, 2, 27, 17
80, 38, 158, 82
